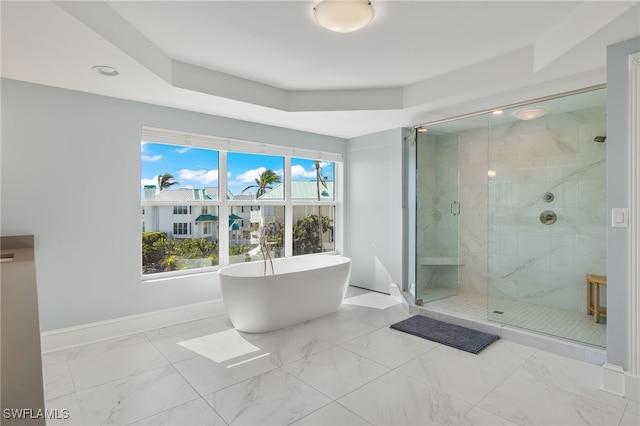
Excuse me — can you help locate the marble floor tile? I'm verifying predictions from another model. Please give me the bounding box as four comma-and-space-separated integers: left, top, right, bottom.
249, 327, 333, 367
456, 407, 517, 426
293, 315, 377, 344
176, 327, 265, 361
149, 324, 231, 364
396, 345, 509, 405
44, 361, 76, 400
448, 339, 538, 374
40, 288, 625, 426
478, 373, 624, 426
131, 398, 227, 426
173, 351, 278, 396
342, 292, 404, 310
52, 332, 150, 362
205, 368, 330, 426
145, 318, 219, 341
344, 286, 372, 298
340, 328, 437, 369
45, 392, 84, 426
291, 402, 372, 426
626, 400, 640, 415
343, 304, 412, 328
283, 346, 389, 399
621, 410, 640, 426
68, 340, 168, 391
42, 351, 69, 367
76, 365, 199, 425
515, 349, 628, 410
338, 370, 473, 426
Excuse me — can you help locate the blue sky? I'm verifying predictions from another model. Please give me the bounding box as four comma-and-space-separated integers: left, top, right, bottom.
141, 142, 334, 196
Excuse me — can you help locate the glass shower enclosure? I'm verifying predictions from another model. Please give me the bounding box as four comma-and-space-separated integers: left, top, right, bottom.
406, 129, 461, 305
404, 86, 607, 347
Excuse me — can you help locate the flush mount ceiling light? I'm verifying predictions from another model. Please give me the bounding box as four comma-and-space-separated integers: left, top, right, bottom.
92, 65, 119, 77
313, 0, 375, 33
416, 126, 428, 133
513, 107, 546, 120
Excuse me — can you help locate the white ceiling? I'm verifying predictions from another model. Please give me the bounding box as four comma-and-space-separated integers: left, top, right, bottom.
2, 1, 639, 138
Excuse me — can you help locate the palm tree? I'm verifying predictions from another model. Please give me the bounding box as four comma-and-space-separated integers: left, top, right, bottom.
314, 161, 328, 252
158, 172, 179, 191
241, 169, 281, 198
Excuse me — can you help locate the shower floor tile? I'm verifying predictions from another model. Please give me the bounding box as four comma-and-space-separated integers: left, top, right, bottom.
423, 291, 606, 347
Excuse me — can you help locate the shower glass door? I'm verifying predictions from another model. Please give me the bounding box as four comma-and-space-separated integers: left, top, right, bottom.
415, 129, 460, 304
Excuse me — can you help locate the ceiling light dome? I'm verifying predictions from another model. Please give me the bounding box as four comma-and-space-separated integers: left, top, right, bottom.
513, 107, 547, 121
92, 65, 119, 77
314, 0, 375, 33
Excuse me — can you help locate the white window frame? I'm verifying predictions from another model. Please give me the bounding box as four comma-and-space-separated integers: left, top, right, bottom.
141, 126, 343, 281
173, 205, 188, 215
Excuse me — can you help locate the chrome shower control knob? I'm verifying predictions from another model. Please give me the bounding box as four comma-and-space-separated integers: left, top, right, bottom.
539, 210, 557, 225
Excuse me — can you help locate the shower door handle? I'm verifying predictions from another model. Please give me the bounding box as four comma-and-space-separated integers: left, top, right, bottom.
450, 201, 460, 217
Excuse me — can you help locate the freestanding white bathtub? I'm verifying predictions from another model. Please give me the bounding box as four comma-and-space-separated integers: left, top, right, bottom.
218, 254, 352, 333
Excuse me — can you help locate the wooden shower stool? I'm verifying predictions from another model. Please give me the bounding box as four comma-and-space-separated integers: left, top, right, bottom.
586, 273, 607, 323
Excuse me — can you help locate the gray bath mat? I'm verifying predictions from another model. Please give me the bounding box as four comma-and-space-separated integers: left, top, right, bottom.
390, 315, 499, 354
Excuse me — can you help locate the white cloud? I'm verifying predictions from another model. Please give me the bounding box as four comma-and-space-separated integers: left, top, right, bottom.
290, 165, 316, 179
178, 169, 219, 184
142, 154, 162, 162
231, 167, 266, 185
141, 143, 162, 162
141, 176, 158, 187
175, 147, 191, 154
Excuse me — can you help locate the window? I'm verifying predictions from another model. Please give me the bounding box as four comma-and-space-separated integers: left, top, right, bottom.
293, 205, 335, 254
173, 222, 189, 235
142, 141, 219, 275
228, 205, 285, 264
141, 127, 341, 278
291, 158, 336, 256
291, 158, 335, 201
173, 205, 188, 215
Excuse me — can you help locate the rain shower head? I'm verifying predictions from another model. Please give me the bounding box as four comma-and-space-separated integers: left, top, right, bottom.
594, 136, 607, 143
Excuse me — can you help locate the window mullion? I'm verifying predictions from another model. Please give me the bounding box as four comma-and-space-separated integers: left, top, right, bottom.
284, 156, 293, 257
219, 151, 229, 266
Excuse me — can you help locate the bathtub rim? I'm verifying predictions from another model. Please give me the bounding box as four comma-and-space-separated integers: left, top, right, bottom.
218, 252, 351, 279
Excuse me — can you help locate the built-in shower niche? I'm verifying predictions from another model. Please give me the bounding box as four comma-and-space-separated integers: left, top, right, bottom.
415, 130, 461, 303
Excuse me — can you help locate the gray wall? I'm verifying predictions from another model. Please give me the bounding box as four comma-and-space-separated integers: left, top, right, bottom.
606, 37, 640, 370
0, 79, 346, 331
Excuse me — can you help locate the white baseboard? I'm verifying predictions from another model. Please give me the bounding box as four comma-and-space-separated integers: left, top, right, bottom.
601, 363, 640, 401
40, 299, 226, 353
625, 370, 640, 402
601, 363, 626, 397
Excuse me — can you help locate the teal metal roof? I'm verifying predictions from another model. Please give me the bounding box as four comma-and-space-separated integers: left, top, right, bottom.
195, 214, 218, 222
258, 181, 334, 200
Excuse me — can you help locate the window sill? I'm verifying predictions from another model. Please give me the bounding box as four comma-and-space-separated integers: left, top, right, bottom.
141, 265, 220, 283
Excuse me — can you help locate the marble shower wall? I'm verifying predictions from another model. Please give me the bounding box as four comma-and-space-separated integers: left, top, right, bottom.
457, 125, 490, 296
415, 105, 606, 313
487, 106, 607, 312
454, 106, 607, 313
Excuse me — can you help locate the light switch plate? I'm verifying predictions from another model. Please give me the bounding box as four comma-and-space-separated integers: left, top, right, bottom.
612, 208, 629, 227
